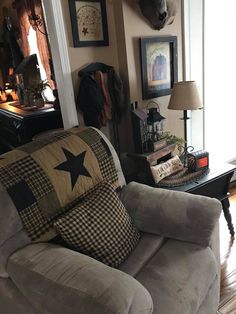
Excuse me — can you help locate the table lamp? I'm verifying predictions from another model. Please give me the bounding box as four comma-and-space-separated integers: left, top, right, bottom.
168, 81, 203, 144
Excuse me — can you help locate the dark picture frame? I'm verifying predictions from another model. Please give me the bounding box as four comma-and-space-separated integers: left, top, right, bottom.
68, 0, 109, 47
140, 36, 178, 99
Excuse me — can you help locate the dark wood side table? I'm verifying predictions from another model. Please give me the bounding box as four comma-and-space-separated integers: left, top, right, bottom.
161, 163, 236, 237
0, 101, 63, 151
126, 144, 176, 185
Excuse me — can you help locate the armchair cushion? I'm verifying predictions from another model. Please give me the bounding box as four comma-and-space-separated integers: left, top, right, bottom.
120, 182, 222, 247
7, 243, 153, 314
54, 181, 140, 267
136, 239, 218, 314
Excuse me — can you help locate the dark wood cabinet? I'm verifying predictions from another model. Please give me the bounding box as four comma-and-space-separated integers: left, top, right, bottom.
0, 101, 63, 151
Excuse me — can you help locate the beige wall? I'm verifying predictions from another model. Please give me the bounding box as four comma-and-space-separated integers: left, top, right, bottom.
122, 0, 183, 136
120, 0, 184, 150
61, 0, 122, 140
1, 0, 185, 151
61, 0, 184, 150
61, 0, 120, 96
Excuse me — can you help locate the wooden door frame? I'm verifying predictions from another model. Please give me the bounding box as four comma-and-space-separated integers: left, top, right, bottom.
42, 0, 78, 129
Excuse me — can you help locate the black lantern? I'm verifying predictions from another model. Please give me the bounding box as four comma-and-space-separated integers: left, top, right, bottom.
147, 101, 166, 146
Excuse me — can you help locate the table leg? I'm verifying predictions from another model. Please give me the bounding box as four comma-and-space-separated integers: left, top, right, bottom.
222, 198, 235, 237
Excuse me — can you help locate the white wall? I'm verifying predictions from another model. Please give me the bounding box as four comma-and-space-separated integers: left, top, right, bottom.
185, 0, 236, 164
183, 0, 204, 150
42, 0, 78, 129
204, 0, 236, 164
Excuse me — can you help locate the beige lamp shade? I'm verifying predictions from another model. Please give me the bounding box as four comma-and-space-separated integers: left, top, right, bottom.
168, 81, 203, 110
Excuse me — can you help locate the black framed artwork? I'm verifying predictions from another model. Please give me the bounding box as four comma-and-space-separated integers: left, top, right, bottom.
140, 36, 178, 99
68, 0, 109, 47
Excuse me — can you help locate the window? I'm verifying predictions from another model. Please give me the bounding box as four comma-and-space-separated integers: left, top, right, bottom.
184, 0, 236, 165
204, 0, 236, 164
13, 0, 55, 101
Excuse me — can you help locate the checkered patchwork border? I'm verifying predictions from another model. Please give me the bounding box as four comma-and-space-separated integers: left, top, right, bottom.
19, 203, 45, 237
26, 208, 65, 241
0, 156, 53, 195
0, 155, 58, 241
54, 181, 140, 267
76, 128, 101, 145
99, 158, 118, 183
77, 128, 119, 185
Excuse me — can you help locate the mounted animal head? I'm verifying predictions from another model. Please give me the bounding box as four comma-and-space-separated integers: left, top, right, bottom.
139, 0, 179, 30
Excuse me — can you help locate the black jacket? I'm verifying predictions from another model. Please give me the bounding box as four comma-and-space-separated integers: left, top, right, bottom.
76, 75, 104, 128
76, 63, 125, 128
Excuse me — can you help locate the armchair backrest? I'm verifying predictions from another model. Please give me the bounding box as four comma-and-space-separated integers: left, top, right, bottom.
0, 126, 125, 277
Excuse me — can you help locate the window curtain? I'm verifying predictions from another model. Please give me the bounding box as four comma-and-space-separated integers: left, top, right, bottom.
13, 0, 54, 89
12, 0, 30, 57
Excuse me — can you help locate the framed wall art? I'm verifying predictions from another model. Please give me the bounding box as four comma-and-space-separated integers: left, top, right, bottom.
68, 0, 109, 47
140, 36, 178, 99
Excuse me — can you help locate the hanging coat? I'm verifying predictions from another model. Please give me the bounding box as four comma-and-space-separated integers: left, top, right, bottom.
76, 75, 104, 129
76, 62, 125, 129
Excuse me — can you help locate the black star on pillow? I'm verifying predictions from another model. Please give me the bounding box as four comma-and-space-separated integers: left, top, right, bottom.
54, 148, 91, 190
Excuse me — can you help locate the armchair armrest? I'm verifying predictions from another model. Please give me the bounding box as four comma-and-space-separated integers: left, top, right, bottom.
7, 243, 153, 314
120, 182, 222, 247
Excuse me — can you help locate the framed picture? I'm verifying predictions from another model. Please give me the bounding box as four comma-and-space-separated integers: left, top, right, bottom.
68, 0, 109, 47
140, 36, 178, 99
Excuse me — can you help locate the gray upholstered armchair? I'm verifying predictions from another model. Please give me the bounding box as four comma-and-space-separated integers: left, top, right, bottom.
0, 127, 221, 314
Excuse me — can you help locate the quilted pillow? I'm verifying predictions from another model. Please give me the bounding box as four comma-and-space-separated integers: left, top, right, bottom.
54, 181, 140, 267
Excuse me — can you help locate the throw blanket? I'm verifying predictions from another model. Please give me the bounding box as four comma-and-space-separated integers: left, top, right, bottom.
0, 127, 119, 242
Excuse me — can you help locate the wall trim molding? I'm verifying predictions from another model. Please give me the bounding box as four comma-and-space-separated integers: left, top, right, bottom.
42, 0, 78, 129
182, 0, 191, 80
182, 0, 204, 150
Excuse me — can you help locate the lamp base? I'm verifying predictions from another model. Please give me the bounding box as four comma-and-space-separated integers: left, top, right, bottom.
180, 110, 190, 144
180, 145, 194, 167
